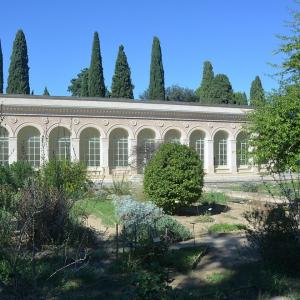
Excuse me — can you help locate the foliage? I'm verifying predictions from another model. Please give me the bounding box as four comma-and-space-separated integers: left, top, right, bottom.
88, 32, 105, 97
144, 143, 204, 213
250, 75, 265, 106
195, 61, 214, 103
104, 174, 131, 196
247, 84, 300, 172
233, 91, 248, 105
10, 161, 35, 189
149, 36, 165, 100
6, 29, 30, 94
208, 223, 247, 234
209, 74, 234, 104
0, 39, 3, 93
80, 68, 89, 97
41, 160, 90, 199
201, 191, 229, 205
139, 88, 149, 100
43, 86, 50, 96
240, 182, 259, 193
68, 68, 89, 96
197, 213, 214, 223
111, 45, 134, 99
245, 204, 300, 272
165, 85, 197, 102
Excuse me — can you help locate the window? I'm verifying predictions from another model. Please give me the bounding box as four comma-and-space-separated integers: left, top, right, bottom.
214, 131, 228, 167
112, 137, 128, 167
49, 127, 71, 161
57, 137, 70, 161
80, 128, 100, 167
164, 129, 181, 144
0, 127, 8, 165
27, 135, 40, 167
190, 131, 205, 162
237, 132, 249, 167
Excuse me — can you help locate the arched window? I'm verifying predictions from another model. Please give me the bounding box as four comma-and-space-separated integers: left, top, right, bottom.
164, 129, 181, 144
190, 130, 205, 162
214, 131, 229, 167
236, 132, 249, 167
49, 127, 71, 161
0, 127, 9, 165
80, 128, 100, 167
109, 128, 129, 168
17, 126, 41, 167
137, 128, 156, 173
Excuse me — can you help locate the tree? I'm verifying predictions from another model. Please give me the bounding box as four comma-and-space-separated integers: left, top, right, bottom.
233, 91, 248, 105
0, 39, 3, 94
80, 69, 89, 97
6, 30, 30, 94
88, 32, 105, 97
165, 85, 197, 102
111, 45, 134, 99
148, 37, 165, 100
43, 87, 50, 96
195, 61, 214, 103
250, 76, 265, 106
68, 68, 89, 96
209, 74, 233, 104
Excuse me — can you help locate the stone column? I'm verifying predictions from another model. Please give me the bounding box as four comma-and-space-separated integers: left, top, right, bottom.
40, 134, 49, 164
229, 139, 237, 174
71, 137, 80, 162
128, 138, 138, 175
101, 137, 109, 175
206, 139, 214, 175
8, 137, 17, 164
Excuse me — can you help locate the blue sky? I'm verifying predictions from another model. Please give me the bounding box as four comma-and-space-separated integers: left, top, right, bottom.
0, 0, 296, 98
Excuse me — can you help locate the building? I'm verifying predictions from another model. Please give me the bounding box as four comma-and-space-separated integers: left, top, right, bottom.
0, 94, 255, 180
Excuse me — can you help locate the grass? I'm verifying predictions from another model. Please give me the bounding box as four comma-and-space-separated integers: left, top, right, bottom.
206, 270, 235, 284
201, 192, 229, 205
76, 197, 117, 226
197, 214, 214, 223
208, 223, 247, 234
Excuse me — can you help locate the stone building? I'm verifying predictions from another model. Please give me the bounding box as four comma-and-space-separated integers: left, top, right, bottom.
0, 94, 255, 180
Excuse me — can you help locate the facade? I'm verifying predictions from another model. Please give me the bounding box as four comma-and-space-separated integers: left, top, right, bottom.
0, 95, 255, 180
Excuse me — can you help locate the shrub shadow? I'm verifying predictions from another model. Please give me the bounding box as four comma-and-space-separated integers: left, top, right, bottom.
176, 203, 230, 217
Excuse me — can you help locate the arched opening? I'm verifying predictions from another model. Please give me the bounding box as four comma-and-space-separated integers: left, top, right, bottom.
17, 126, 41, 167
49, 127, 71, 161
214, 130, 229, 167
0, 127, 9, 165
164, 129, 181, 144
236, 131, 249, 167
109, 128, 129, 168
80, 128, 100, 167
190, 130, 205, 163
137, 128, 156, 173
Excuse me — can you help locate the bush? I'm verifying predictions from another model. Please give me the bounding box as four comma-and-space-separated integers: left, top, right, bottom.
201, 192, 229, 205
245, 204, 300, 273
41, 160, 91, 199
144, 143, 204, 214
10, 161, 35, 189
114, 196, 192, 244
240, 182, 259, 193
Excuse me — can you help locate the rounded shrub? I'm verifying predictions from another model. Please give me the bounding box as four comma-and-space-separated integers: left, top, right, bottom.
144, 143, 204, 213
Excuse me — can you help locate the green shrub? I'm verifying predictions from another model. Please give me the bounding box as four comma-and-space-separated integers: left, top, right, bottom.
201, 192, 229, 205
208, 223, 247, 234
0, 164, 14, 187
41, 160, 90, 199
240, 182, 259, 193
10, 161, 35, 189
144, 143, 204, 214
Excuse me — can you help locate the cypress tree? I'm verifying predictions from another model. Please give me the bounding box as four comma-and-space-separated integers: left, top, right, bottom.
43, 86, 50, 96
233, 91, 248, 105
88, 32, 105, 97
111, 45, 134, 99
250, 76, 265, 106
149, 37, 165, 100
7, 30, 30, 94
80, 69, 89, 97
195, 61, 214, 103
210, 74, 233, 104
0, 40, 3, 94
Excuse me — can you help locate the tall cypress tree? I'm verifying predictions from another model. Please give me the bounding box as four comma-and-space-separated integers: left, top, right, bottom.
250, 76, 265, 106
43, 86, 50, 96
111, 45, 134, 99
7, 30, 30, 94
195, 61, 214, 103
149, 37, 165, 100
80, 69, 89, 97
88, 32, 105, 97
209, 74, 234, 104
0, 39, 3, 94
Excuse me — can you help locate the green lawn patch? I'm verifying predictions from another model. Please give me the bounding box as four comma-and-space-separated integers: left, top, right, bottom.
208, 223, 247, 234
76, 197, 117, 226
201, 192, 229, 205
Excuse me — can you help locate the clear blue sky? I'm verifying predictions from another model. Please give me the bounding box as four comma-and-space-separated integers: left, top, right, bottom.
0, 0, 296, 98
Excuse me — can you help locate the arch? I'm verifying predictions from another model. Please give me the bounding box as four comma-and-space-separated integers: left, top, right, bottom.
49, 126, 71, 161
15, 122, 43, 137
76, 123, 106, 138
236, 131, 249, 167
212, 127, 232, 140
17, 126, 41, 167
0, 126, 9, 165
164, 128, 181, 144
46, 123, 75, 139
214, 130, 229, 167
109, 128, 129, 168
187, 127, 210, 140
136, 128, 157, 173
107, 124, 134, 139
135, 125, 161, 140
79, 127, 101, 167
189, 130, 206, 162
